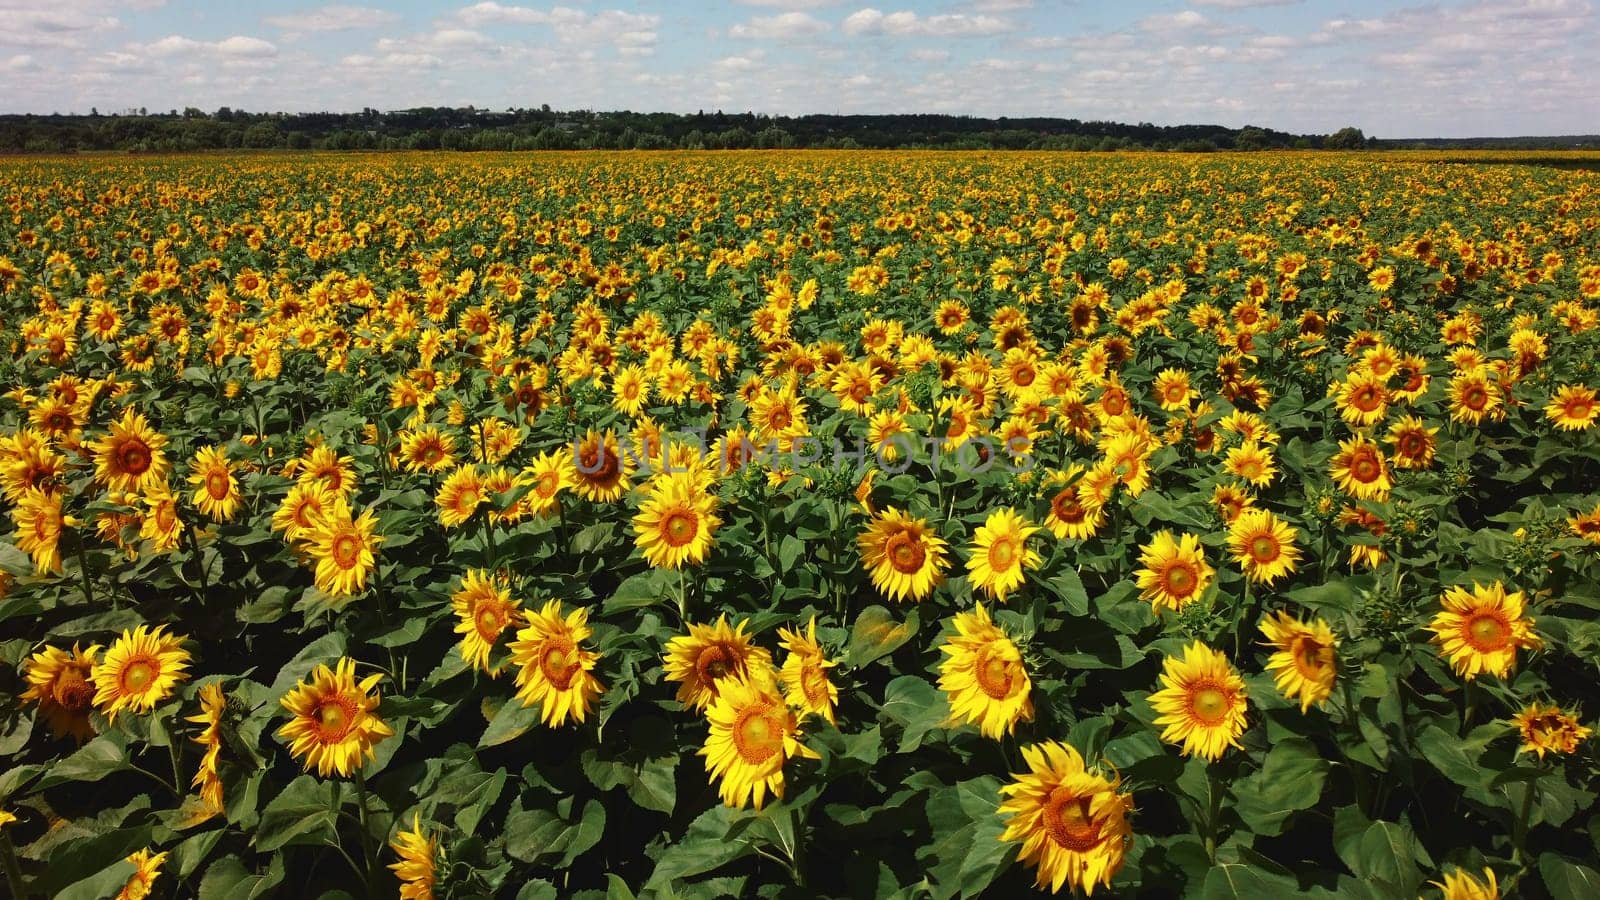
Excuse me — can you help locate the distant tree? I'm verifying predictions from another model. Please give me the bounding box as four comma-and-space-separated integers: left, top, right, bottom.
1325, 126, 1366, 150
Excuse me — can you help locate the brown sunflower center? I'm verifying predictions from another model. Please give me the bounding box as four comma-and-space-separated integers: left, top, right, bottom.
1292, 637, 1327, 678
886, 531, 926, 575
1351, 452, 1380, 483
1163, 561, 1198, 598
541, 636, 577, 690
1042, 788, 1106, 852
1052, 489, 1086, 523
578, 443, 620, 485
205, 470, 231, 500
1399, 432, 1426, 457
476, 606, 503, 639
1190, 685, 1231, 725
731, 702, 784, 765
1566, 398, 1593, 419
1463, 386, 1488, 410
695, 644, 737, 685
315, 698, 356, 739
118, 439, 152, 476
974, 645, 1020, 700
662, 510, 699, 548
122, 658, 157, 693
1250, 535, 1279, 564
330, 532, 362, 570
53, 665, 96, 711
1466, 613, 1509, 651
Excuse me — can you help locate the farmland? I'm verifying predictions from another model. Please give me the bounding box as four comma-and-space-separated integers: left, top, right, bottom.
1, 150, 1598, 898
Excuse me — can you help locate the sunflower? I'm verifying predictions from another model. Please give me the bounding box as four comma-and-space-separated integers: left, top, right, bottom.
451, 569, 520, 675
1134, 531, 1214, 612
508, 600, 605, 726
10, 485, 68, 574
935, 299, 970, 334
115, 848, 168, 900
301, 496, 382, 597
1509, 702, 1592, 759
966, 508, 1042, 602
21, 642, 101, 741
1428, 582, 1542, 681
1570, 501, 1600, 545
1447, 369, 1500, 425
700, 674, 819, 810
1223, 440, 1276, 487
186, 445, 241, 522
389, 814, 440, 900
777, 617, 838, 725
296, 445, 357, 495
633, 471, 720, 569
272, 481, 334, 541
1149, 641, 1249, 761
1545, 384, 1598, 431
1227, 508, 1300, 585
1044, 466, 1105, 541
1153, 368, 1195, 412
857, 507, 950, 602
522, 449, 575, 516
92, 625, 191, 722
1211, 482, 1254, 525
662, 615, 774, 712
399, 426, 457, 473
1258, 611, 1337, 711
997, 741, 1134, 896
187, 683, 227, 811
435, 465, 486, 528
1386, 415, 1438, 469
91, 409, 171, 493
1429, 867, 1499, 900
1337, 372, 1390, 427
277, 657, 394, 777
938, 603, 1034, 739
1329, 434, 1391, 501
571, 428, 633, 502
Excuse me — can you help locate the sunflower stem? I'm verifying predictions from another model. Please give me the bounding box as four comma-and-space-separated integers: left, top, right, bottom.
352, 768, 377, 886
1511, 769, 1540, 869
74, 538, 98, 608
0, 830, 26, 899
677, 568, 688, 623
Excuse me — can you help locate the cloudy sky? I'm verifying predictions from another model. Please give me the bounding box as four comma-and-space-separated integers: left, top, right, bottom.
3, 0, 1596, 138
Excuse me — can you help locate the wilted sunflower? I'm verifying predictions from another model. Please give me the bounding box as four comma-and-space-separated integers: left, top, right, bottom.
91, 409, 170, 494
277, 657, 394, 777
1429, 867, 1499, 900
937, 603, 1034, 739
662, 615, 774, 711
1329, 434, 1391, 501
115, 848, 168, 900
857, 506, 950, 602
1227, 508, 1301, 585
1427, 582, 1542, 680
508, 600, 605, 726
92, 625, 191, 722
186, 445, 241, 522
1258, 611, 1337, 711
10, 485, 69, 574
633, 471, 720, 569
998, 741, 1134, 896
777, 617, 838, 725
451, 569, 520, 675
301, 496, 382, 597
1149, 641, 1249, 761
1545, 384, 1598, 431
21, 642, 101, 741
700, 674, 818, 810
389, 813, 440, 900
1134, 531, 1214, 612
1509, 702, 1592, 759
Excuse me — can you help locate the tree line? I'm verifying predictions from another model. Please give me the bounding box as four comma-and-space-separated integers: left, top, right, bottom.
0, 107, 1387, 153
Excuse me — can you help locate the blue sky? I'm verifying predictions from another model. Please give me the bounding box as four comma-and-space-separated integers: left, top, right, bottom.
3, 0, 1596, 137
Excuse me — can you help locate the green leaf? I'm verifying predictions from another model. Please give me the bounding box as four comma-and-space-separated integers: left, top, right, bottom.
1541, 853, 1600, 900
504, 797, 607, 867
920, 775, 1011, 900
642, 805, 756, 891
604, 568, 675, 614
1041, 566, 1090, 617
253, 775, 341, 852
199, 854, 286, 900
479, 697, 540, 747
878, 675, 949, 752
1230, 738, 1330, 836
580, 715, 677, 814
448, 767, 507, 835
847, 605, 919, 667
56, 859, 138, 900
1348, 820, 1430, 896
1199, 861, 1299, 898
515, 881, 559, 900
51, 734, 130, 783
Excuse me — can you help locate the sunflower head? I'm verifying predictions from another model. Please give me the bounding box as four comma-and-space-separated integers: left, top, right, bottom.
1226, 508, 1301, 585
699, 674, 819, 810
1258, 610, 1337, 712
777, 617, 838, 725
451, 569, 520, 675
998, 740, 1134, 895
91, 625, 191, 722
937, 603, 1034, 739
1509, 702, 1591, 759
1148, 641, 1249, 761
1134, 530, 1214, 612
662, 615, 774, 712
857, 506, 950, 603
1427, 582, 1542, 681
276, 657, 394, 778
22, 642, 102, 741
966, 508, 1042, 602
507, 600, 605, 726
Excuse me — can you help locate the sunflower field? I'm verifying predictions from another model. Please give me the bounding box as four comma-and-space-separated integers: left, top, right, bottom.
1, 150, 1599, 899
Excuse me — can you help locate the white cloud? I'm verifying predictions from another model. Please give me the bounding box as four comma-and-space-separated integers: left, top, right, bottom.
215, 36, 278, 57
908, 47, 949, 62
1139, 10, 1212, 32
1192, 0, 1299, 8
457, 3, 660, 50
842, 8, 1011, 37
729, 12, 830, 39
968, 0, 1031, 10
264, 5, 400, 32
0, 6, 121, 49
735, 0, 841, 7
